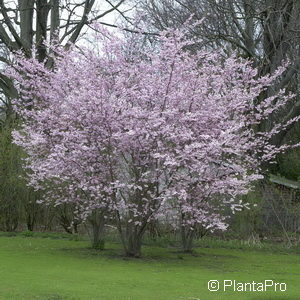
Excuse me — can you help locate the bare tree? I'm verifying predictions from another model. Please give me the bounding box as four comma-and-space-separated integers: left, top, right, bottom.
139, 0, 300, 145
0, 0, 130, 110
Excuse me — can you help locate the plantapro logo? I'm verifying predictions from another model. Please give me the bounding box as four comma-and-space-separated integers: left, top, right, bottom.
208, 279, 287, 292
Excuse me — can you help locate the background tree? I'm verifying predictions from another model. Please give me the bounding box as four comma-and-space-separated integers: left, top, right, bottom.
138, 0, 300, 148
0, 0, 129, 112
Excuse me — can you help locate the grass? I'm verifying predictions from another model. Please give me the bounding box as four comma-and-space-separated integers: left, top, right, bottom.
0, 233, 299, 299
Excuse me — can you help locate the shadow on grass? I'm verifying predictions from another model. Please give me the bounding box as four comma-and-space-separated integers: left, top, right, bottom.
54, 244, 239, 275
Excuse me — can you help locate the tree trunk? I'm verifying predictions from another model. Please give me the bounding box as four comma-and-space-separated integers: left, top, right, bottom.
89, 210, 106, 250
19, 0, 34, 54
26, 211, 35, 231
36, 0, 50, 62
115, 212, 147, 257
126, 232, 143, 257
148, 219, 161, 239
181, 226, 195, 253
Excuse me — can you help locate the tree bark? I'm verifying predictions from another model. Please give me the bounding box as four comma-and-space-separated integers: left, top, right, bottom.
181, 225, 195, 253
18, 0, 34, 54
89, 210, 106, 250
36, 0, 50, 62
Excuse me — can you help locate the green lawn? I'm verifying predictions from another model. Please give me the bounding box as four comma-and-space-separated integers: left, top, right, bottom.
0, 234, 299, 299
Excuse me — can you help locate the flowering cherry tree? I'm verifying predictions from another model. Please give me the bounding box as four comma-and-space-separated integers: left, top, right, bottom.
9, 24, 299, 256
